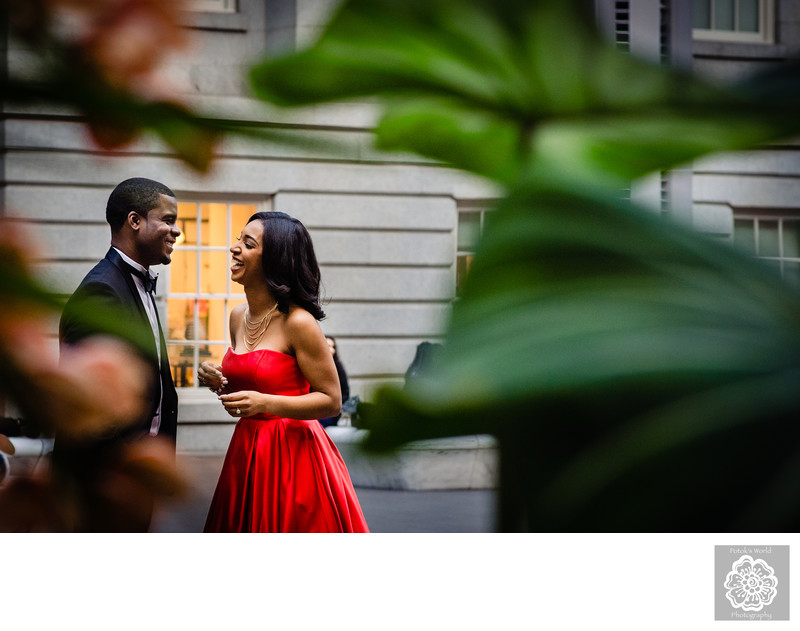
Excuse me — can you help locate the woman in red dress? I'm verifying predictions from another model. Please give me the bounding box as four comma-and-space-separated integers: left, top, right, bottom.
199, 212, 369, 532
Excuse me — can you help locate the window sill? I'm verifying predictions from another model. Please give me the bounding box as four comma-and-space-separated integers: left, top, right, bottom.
693, 39, 789, 60
180, 11, 248, 33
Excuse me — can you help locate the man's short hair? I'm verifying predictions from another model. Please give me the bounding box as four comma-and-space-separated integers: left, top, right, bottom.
106, 178, 175, 232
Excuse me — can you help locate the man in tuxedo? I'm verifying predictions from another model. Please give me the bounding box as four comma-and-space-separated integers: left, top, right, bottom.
57, 177, 181, 531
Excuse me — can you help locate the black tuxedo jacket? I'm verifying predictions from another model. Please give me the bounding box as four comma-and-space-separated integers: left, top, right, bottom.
59, 247, 178, 444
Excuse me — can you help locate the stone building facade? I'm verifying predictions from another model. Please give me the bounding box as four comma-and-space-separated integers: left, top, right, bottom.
690, 0, 800, 266
2, 0, 797, 451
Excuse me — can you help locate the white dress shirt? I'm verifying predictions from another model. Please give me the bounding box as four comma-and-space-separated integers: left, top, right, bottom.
113, 247, 163, 436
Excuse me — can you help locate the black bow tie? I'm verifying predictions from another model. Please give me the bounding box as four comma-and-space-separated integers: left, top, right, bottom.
123, 262, 158, 294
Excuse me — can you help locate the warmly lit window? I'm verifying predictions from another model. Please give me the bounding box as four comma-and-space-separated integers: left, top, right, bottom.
187, 0, 236, 13
693, 0, 774, 43
457, 203, 491, 293
167, 202, 257, 387
734, 213, 800, 287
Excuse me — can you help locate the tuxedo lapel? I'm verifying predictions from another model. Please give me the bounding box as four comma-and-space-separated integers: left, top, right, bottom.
151, 297, 176, 390
106, 248, 172, 369
105, 248, 150, 323
105, 248, 177, 435
107, 248, 176, 395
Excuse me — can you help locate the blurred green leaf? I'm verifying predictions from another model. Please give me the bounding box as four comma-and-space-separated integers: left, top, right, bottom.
362, 181, 800, 529
251, 0, 799, 184
375, 97, 521, 182
249, 0, 800, 530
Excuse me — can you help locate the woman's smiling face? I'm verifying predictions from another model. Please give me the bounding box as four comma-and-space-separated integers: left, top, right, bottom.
230, 220, 264, 286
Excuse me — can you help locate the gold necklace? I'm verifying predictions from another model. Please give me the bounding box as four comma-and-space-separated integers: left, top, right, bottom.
243, 303, 279, 351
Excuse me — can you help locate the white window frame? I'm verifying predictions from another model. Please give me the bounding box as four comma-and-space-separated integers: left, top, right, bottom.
733, 210, 800, 283
167, 199, 266, 389
186, 0, 236, 14
692, 0, 775, 44
456, 201, 494, 294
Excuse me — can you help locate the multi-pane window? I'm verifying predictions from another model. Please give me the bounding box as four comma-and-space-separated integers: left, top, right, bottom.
187, 0, 236, 13
456, 203, 491, 293
167, 202, 258, 387
693, 0, 774, 43
733, 213, 800, 288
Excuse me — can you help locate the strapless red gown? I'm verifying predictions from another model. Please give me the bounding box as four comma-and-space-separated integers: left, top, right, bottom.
204, 348, 369, 533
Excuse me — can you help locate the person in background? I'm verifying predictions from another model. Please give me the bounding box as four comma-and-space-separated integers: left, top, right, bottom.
319, 336, 349, 428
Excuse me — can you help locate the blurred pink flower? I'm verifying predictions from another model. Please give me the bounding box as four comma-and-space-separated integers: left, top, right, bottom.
75, 0, 189, 92
0, 435, 14, 455
0, 219, 51, 358
0, 219, 185, 531
110, 435, 187, 497
4, 0, 219, 167
0, 218, 37, 275
0, 219, 150, 437
82, 436, 188, 531
16, 336, 151, 438
0, 476, 80, 532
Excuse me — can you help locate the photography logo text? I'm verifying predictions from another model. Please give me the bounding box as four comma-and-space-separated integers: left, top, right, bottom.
715, 546, 789, 621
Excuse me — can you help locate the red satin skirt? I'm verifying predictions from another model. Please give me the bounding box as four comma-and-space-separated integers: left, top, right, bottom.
204, 416, 369, 533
